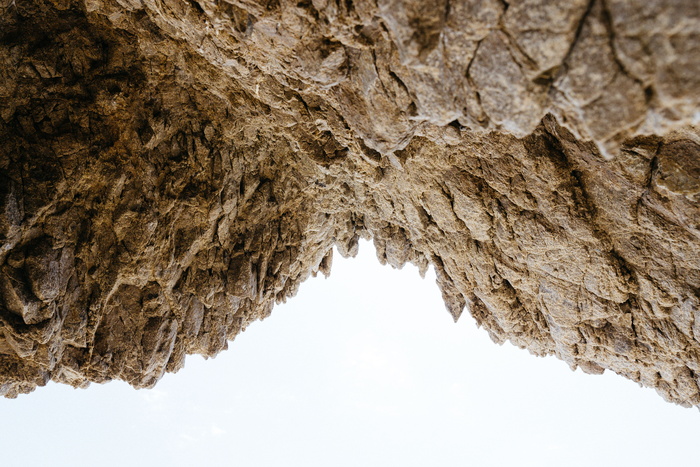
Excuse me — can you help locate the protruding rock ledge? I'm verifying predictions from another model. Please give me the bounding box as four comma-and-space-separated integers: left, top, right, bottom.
0, 0, 699, 407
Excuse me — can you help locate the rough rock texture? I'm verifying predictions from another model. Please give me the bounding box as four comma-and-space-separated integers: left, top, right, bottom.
1, 0, 699, 406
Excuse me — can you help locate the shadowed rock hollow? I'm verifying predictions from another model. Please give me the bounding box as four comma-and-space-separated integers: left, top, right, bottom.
1, 0, 699, 406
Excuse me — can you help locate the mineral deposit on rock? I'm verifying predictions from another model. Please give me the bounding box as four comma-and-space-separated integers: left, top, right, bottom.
1, 0, 699, 407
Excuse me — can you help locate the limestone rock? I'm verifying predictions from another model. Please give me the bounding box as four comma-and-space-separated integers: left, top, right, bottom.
1, 0, 699, 407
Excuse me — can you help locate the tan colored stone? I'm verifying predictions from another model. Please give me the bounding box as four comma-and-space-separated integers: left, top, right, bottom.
0, 0, 699, 408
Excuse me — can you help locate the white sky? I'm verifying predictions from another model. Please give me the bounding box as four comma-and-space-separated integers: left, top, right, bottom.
1, 241, 698, 466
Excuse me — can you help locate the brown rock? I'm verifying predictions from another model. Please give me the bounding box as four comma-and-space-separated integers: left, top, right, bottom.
0, 0, 699, 408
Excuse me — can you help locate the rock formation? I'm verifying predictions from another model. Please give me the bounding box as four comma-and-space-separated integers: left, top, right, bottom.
1, 0, 699, 406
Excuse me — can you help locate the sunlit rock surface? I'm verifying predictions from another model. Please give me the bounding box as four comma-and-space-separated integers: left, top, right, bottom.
1, 0, 699, 406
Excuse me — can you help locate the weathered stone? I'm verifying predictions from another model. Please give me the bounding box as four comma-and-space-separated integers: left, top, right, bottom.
0, 0, 699, 408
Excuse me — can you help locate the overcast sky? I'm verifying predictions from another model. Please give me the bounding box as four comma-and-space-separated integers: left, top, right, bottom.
1, 241, 698, 466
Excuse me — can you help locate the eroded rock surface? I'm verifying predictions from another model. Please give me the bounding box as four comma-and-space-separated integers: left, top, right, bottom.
1, 0, 699, 406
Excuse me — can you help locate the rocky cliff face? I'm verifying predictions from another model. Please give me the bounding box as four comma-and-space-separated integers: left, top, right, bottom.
1, 0, 699, 406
